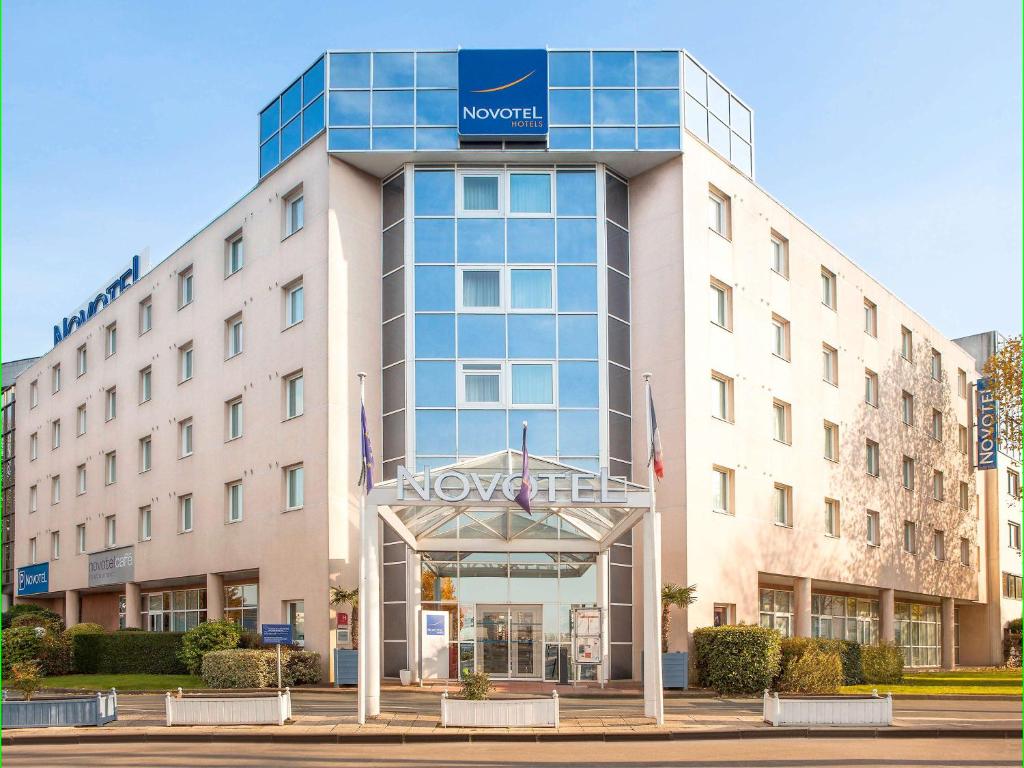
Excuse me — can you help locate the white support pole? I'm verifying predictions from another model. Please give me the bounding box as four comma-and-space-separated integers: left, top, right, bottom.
361, 374, 381, 719
598, 549, 610, 688
357, 372, 369, 725
642, 373, 664, 725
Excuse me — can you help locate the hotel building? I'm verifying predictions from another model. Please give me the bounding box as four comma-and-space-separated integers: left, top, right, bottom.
11, 49, 1021, 684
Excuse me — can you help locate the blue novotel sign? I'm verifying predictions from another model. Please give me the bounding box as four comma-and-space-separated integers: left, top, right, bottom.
52, 253, 147, 347
976, 377, 999, 470
262, 623, 293, 645
17, 562, 49, 596
458, 49, 548, 139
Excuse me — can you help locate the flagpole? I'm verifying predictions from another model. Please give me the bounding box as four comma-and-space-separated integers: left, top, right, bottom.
357, 371, 367, 726
642, 372, 664, 724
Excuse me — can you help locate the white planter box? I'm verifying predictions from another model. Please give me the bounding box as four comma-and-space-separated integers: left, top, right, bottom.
165, 687, 292, 726
441, 692, 559, 728
763, 689, 893, 727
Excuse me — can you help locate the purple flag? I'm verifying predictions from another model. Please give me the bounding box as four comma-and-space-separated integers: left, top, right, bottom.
359, 400, 374, 492
515, 422, 530, 513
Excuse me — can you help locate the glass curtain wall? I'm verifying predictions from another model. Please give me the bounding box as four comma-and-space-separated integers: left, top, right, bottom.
810, 594, 880, 644
895, 602, 942, 667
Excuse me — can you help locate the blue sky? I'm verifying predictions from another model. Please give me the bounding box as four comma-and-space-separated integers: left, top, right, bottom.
3, 0, 1021, 360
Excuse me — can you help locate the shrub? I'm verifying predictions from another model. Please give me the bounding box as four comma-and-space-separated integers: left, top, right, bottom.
692, 625, 781, 695
1, 626, 44, 677
778, 646, 843, 693
285, 651, 322, 686
837, 640, 864, 685
9, 661, 43, 700
238, 630, 263, 649
1008, 618, 1022, 634
201, 649, 273, 689
64, 622, 105, 638
776, 637, 862, 686
38, 630, 74, 676
861, 642, 904, 684
1, 604, 63, 631
10, 611, 64, 633
178, 620, 241, 675
459, 670, 492, 700
73, 632, 187, 674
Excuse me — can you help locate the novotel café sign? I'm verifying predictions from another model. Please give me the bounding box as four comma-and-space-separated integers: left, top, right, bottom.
458, 49, 548, 139
396, 466, 628, 504
976, 377, 999, 471
53, 253, 148, 346
88, 545, 135, 588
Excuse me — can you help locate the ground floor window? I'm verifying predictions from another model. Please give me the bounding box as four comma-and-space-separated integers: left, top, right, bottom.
224, 583, 259, 631
118, 594, 126, 629
141, 588, 207, 631
759, 588, 793, 637
811, 594, 879, 644
287, 600, 305, 646
713, 603, 735, 626
895, 602, 941, 667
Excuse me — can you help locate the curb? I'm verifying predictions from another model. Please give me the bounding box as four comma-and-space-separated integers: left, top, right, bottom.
3, 727, 1021, 746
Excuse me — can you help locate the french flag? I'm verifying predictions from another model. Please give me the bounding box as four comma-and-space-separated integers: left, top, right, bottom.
649, 389, 664, 481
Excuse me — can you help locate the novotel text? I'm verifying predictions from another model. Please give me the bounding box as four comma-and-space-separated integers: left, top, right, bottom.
462, 106, 545, 129
976, 379, 999, 471
396, 466, 628, 504
53, 254, 142, 346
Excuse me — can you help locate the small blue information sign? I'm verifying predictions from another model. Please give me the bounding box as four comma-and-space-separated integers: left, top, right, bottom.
261, 623, 293, 645
425, 614, 446, 636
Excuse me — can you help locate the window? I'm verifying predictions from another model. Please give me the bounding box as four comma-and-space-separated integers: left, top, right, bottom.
1008, 470, 1021, 499
106, 387, 117, 420
866, 510, 880, 546
773, 483, 792, 526
864, 369, 879, 406
460, 362, 503, 406
508, 172, 551, 214
811, 595, 879, 643
227, 398, 243, 440
1004, 573, 1023, 600
286, 281, 305, 326
29, 380, 38, 408
902, 456, 915, 490
139, 506, 152, 542
287, 601, 306, 646
820, 267, 836, 309
957, 369, 967, 398
29, 537, 37, 564
712, 466, 732, 514
959, 425, 969, 455
286, 464, 304, 510
863, 299, 877, 336
711, 373, 732, 422
52, 419, 61, 449
51, 475, 61, 504
180, 495, 194, 533
960, 537, 970, 566
772, 399, 791, 444
459, 268, 502, 310
933, 530, 945, 560
77, 404, 87, 436
901, 391, 914, 425
822, 344, 838, 385
180, 343, 194, 382
713, 604, 735, 627
226, 315, 243, 358
510, 269, 552, 310
1009, 522, 1022, 551
105, 451, 117, 485
866, 440, 880, 477
30, 430, 39, 460
771, 314, 790, 360
930, 409, 942, 441
759, 588, 793, 637
900, 326, 913, 361
823, 421, 839, 461
286, 192, 304, 236
29, 485, 37, 513
139, 366, 152, 403
105, 515, 116, 548
51, 531, 60, 561
224, 584, 259, 631
77, 345, 87, 376
825, 499, 840, 537
286, 372, 304, 418
930, 349, 942, 380
76, 464, 86, 495
105, 323, 117, 357
932, 470, 944, 501
227, 235, 244, 276
462, 174, 500, 213
710, 279, 731, 329
959, 481, 970, 511
139, 436, 152, 473
903, 521, 917, 554
179, 266, 194, 307
51, 364, 61, 393
180, 419, 194, 458
770, 232, 788, 277
708, 187, 729, 237
228, 481, 244, 523
510, 364, 553, 406
139, 297, 153, 334
77, 524, 86, 554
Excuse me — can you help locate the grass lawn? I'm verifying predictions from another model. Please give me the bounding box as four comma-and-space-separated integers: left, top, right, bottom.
39, 674, 204, 691
841, 668, 1022, 695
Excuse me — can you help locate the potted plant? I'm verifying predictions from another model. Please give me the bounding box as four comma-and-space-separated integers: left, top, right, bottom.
2, 661, 119, 728
330, 586, 359, 685
441, 670, 559, 727
662, 582, 697, 689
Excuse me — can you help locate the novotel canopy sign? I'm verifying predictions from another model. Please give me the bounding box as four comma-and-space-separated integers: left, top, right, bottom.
458, 49, 548, 139
53, 253, 149, 347
976, 377, 999, 471
396, 466, 628, 505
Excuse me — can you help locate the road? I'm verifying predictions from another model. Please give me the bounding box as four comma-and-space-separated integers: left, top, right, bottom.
4, 737, 1021, 767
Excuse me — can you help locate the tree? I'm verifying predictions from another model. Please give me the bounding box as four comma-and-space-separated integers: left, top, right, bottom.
982, 335, 1022, 454
661, 583, 697, 653
330, 587, 359, 650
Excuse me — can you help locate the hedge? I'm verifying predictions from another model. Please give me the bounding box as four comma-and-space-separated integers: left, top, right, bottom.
692, 625, 781, 695
777, 637, 864, 687
1, 604, 63, 631
73, 631, 188, 674
178, 620, 242, 675
201, 649, 322, 688
778, 645, 843, 693
861, 642, 904, 683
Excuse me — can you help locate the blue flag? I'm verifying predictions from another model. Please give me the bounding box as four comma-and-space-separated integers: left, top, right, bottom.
359, 400, 374, 492
515, 422, 530, 513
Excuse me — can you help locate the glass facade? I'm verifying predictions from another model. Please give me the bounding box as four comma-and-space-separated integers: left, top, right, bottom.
810, 594, 880, 645
895, 602, 943, 667
259, 57, 326, 177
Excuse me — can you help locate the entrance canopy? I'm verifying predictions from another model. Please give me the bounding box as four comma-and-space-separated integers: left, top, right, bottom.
366, 450, 652, 552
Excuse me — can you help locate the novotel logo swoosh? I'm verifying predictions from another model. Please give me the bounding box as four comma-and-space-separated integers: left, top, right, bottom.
472, 70, 535, 93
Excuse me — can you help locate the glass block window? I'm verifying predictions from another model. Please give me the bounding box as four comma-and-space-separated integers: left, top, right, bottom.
260, 56, 326, 177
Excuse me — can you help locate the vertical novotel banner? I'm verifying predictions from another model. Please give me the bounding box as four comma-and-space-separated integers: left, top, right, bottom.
976, 377, 999, 470
458, 49, 548, 139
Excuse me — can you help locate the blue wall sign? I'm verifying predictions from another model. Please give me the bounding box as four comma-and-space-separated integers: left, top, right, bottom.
458, 49, 548, 139
17, 562, 50, 596
425, 614, 446, 636
261, 623, 293, 645
53, 254, 146, 347
976, 378, 999, 470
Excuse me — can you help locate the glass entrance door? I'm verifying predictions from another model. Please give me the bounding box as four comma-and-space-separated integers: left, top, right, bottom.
476, 604, 542, 678
477, 605, 509, 676
510, 606, 542, 678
